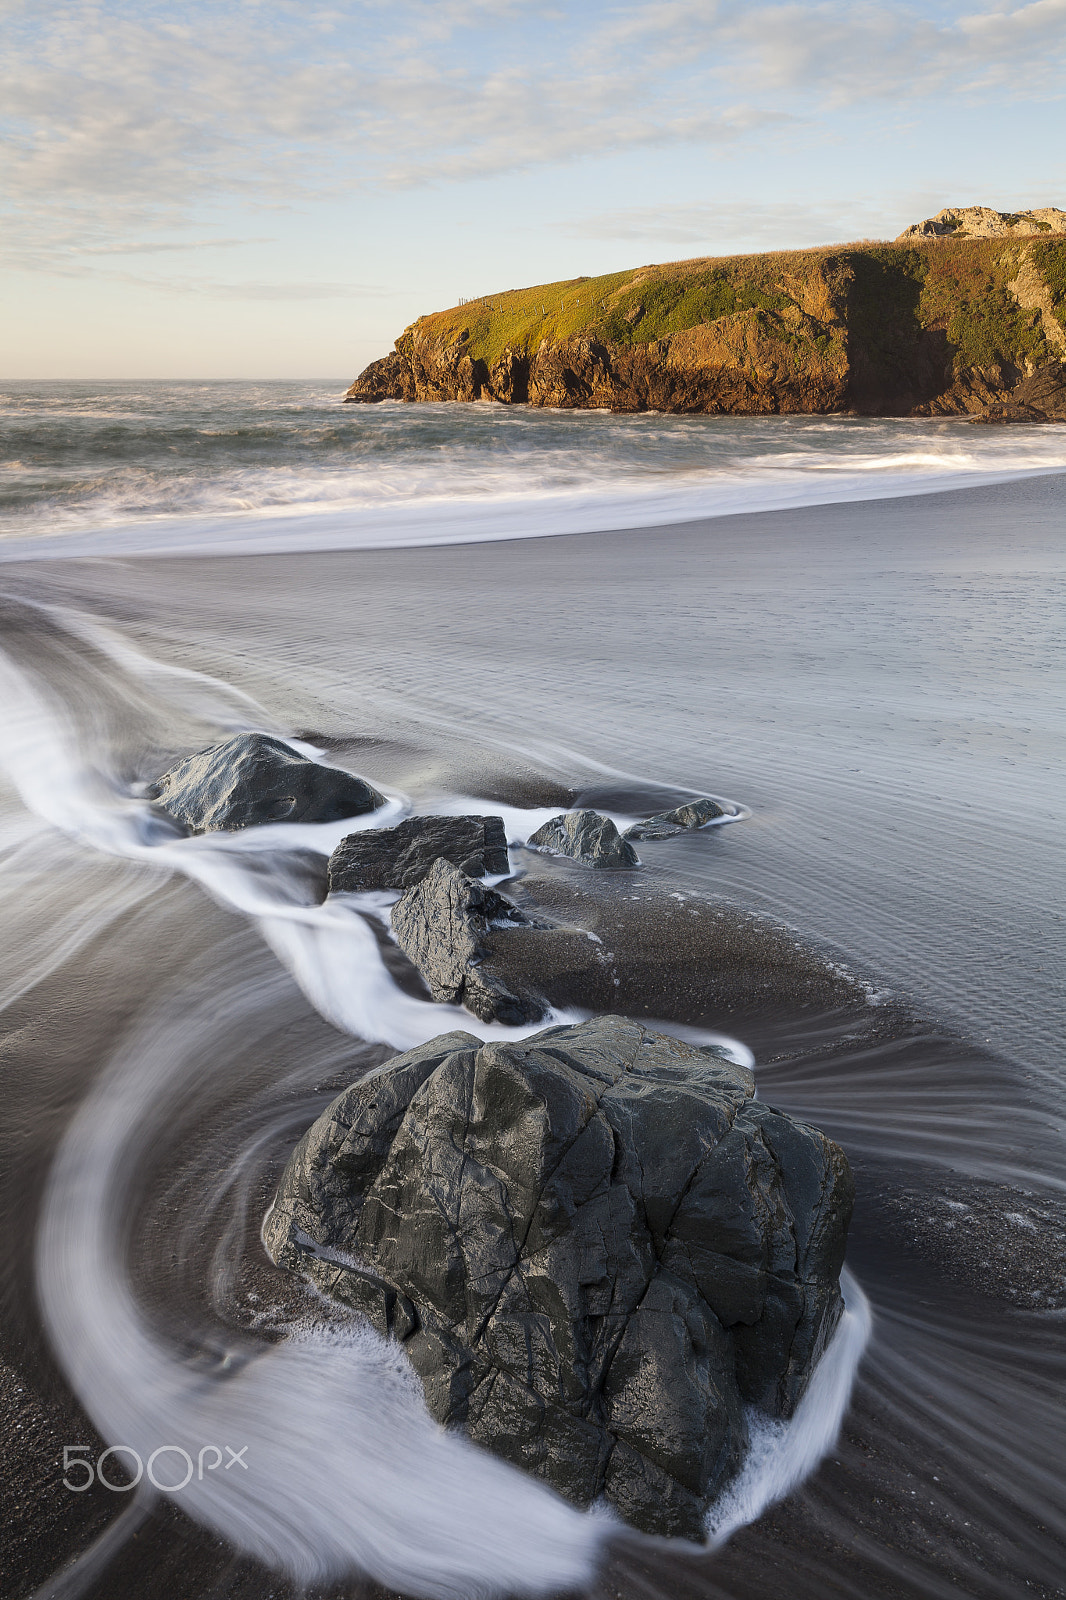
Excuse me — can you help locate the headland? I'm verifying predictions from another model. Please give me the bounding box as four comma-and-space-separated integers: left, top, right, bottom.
347, 210, 1066, 420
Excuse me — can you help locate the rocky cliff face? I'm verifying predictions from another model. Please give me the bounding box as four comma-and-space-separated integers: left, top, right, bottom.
385, 306, 849, 416
346, 235, 1066, 419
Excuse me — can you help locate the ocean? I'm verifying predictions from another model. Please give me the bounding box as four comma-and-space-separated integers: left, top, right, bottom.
4, 378, 1066, 554
0, 381, 1063, 1600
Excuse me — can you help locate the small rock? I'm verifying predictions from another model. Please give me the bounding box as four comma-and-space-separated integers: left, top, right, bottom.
527, 810, 640, 868
624, 798, 726, 841
391, 858, 545, 1025
328, 815, 509, 894
146, 733, 384, 834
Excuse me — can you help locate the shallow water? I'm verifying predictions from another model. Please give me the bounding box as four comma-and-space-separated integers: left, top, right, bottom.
0, 395, 1063, 1600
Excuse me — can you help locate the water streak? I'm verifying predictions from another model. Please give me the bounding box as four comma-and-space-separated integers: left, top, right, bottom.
0, 607, 868, 1595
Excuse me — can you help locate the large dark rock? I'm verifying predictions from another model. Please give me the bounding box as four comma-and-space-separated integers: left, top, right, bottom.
146, 733, 384, 834
390, 858, 545, 1025
624, 798, 726, 841
328, 815, 509, 894
527, 810, 640, 869
264, 1015, 854, 1540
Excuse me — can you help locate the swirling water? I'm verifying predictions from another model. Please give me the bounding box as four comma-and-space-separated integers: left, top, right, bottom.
0, 385, 1063, 1600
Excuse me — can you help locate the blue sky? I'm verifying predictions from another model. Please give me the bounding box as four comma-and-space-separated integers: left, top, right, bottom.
2, 0, 1065, 378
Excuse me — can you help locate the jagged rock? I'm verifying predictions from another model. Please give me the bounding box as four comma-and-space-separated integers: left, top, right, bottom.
624, 798, 726, 841
490, 348, 529, 403
527, 810, 640, 869
916, 361, 1026, 418
146, 733, 384, 834
973, 360, 1066, 424
328, 815, 509, 894
897, 205, 1066, 241
342, 350, 417, 402
390, 858, 544, 1024
264, 1015, 854, 1540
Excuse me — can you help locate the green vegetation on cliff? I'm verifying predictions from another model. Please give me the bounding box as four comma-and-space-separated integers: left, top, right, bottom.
916, 238, 1053, 369
398, 250, 847, 369
1031, 239, 1066, 333
359, 235, 1066, 417
401, 238, 1066, 376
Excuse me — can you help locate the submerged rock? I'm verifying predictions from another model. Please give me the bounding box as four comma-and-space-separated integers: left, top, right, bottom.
328, 815, 509, 894
265, 1015, 854, 1540
624, 798, 726, 841
146, 733, 385, 834
391, 857, 544, 1025
527, 810, 640, 869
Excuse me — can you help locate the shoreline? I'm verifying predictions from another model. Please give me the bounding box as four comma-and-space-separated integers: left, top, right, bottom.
1, 429, 1064, 566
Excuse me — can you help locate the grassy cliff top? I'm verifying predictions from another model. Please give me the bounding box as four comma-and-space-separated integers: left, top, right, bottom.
399, 236, 1066, 375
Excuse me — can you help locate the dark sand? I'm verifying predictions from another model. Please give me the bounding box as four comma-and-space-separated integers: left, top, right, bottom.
1, 473, 1064, 1599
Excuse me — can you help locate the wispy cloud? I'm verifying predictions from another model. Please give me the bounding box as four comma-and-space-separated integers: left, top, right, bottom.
2, 0, 1064, 268
77, 238, 272, 257
599, 0, 1066, 102
561, 199, 901, 251
127, 276, 403, 300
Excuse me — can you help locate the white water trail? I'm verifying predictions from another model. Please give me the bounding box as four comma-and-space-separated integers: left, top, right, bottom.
0, 624, 749, 1057
704, 1269, 872, 1546
0, 614, 869, 1593
0, 636, 570, 1052
35, 968, 611, 1597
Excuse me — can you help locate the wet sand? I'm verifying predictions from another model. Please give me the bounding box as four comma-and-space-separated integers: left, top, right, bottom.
1, 473, 1064, 1599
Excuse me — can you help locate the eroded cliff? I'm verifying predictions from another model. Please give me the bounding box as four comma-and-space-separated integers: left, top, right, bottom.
347, 235, 1066, 418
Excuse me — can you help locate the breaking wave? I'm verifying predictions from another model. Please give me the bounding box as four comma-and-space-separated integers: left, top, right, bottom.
2, 380, 1065, 560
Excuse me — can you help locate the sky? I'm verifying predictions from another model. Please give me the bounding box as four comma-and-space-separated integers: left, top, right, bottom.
2, 0, 1065, 379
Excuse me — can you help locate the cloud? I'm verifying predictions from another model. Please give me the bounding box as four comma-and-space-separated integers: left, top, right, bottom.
561, 199, 900, 251
77, 238, 272, 257
161, 278, 401, 300
601, 0, 1066, 102
2, 0, 1064, 268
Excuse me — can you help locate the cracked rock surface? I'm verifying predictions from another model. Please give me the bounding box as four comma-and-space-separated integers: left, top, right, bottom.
328, 814, 509, 893
264, 1015, 853, 1539
527, 809, 640, 868
146, 732, 384, 833
390, 857, 545, 1025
